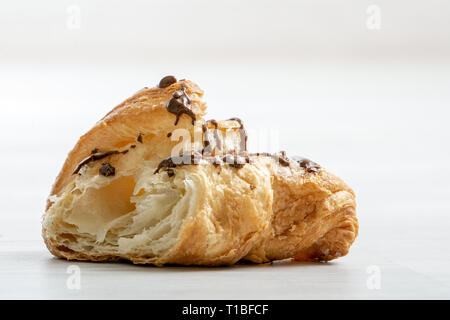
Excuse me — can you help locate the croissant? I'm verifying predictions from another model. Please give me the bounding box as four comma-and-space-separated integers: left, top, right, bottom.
42, 76, 358, 266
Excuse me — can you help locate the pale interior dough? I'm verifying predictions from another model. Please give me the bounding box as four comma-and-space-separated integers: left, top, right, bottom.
43, 138, 203, 259
42, 115, 268, 263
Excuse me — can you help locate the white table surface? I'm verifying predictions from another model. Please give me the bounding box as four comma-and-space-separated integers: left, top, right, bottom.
1, 60, 450, 299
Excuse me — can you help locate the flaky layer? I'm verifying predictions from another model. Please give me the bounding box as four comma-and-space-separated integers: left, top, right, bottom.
43, 153, 357, 265
43, 77, 358, 266
47, 80, 207, 207
43, 157, 274, 265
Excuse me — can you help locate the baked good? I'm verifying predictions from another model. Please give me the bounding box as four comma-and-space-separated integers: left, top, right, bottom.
42, 76, 358, 266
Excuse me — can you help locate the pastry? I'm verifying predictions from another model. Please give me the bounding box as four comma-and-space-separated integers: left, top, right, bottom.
42, 76, 358, 266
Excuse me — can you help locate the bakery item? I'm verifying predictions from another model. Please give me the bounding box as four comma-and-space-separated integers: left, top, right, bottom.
42, 76, 358, 266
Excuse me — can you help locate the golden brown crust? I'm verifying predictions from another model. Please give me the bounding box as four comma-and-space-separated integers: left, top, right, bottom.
43, 79, 358, 266
242, 168, 357, 263
293, 206, 358, 261
44, 165, 357, 266
47, 80, 206, 210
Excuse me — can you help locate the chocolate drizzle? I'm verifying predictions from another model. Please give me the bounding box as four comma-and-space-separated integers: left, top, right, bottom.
154, 151, 296, 175
73, 150, 128, 175
166, 84, 196, 125
154, 152, 203, 174
292, 156, 321, 173
154, 151, 250, 174
154, 148, 322, 177
226, 153, 251, 169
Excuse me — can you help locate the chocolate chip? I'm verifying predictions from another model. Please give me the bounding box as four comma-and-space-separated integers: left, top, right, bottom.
73, 151, 122, 175
166, 169, 175, 177
167, 132, 172, 138
159, 76, 177, 88
137, 134, 143, 143
99, 163, 115, 177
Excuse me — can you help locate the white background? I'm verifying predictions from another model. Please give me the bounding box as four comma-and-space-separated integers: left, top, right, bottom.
1, 0, 450, 299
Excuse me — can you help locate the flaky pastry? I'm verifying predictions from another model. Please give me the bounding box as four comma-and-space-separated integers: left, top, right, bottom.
42, 76, 358, 266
